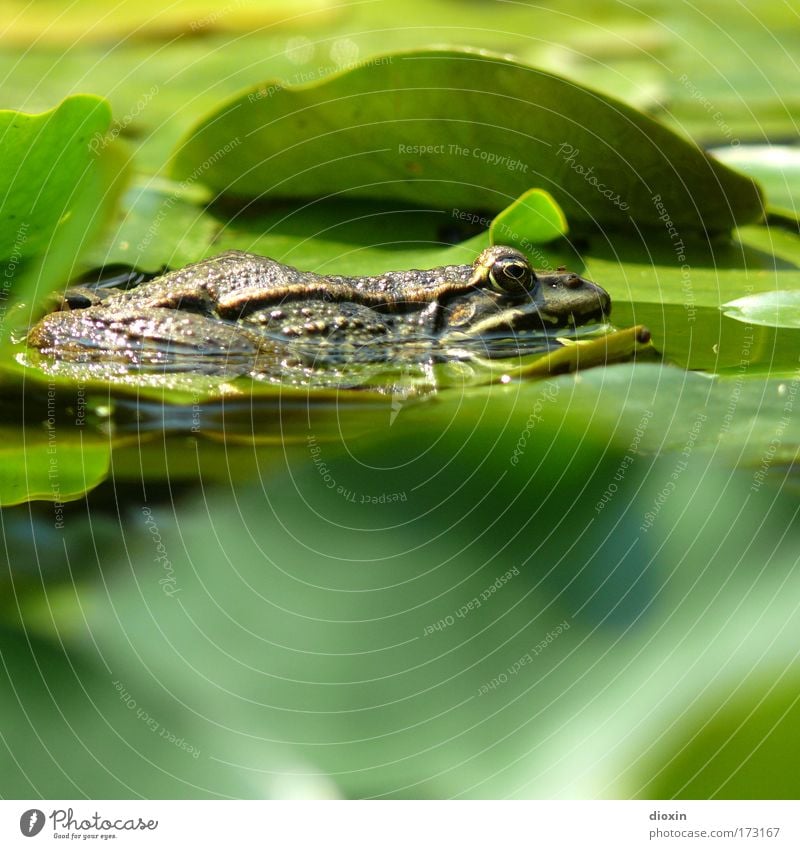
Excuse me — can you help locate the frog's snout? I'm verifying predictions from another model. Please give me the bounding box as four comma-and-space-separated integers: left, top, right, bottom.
541, 269, 611, 325
562, 274, 611, 324
586, 278, 612, 321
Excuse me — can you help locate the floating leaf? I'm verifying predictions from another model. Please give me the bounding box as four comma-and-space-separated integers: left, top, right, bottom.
0, 96, 128, 338
639, 673, 800, 799
83, 177, 219, 273
0, 96, 113, 263
0, 430, 110, 508
82, 183, 569, 283
722, 290, 800, 329
172, 49, 763, 234
490, 187, 567, 248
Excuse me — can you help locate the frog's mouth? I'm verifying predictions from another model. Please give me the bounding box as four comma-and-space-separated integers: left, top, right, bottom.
461, 295, 611, 336
541, 282, 612, 329
564, 301, 612, 327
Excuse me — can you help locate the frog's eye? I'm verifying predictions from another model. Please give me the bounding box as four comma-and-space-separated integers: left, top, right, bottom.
488, 257, 536, 295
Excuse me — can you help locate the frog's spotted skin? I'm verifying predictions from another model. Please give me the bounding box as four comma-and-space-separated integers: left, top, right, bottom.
27, 247, 611, 386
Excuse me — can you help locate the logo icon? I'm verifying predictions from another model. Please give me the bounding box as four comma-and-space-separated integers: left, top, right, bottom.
19, 809, 45, 837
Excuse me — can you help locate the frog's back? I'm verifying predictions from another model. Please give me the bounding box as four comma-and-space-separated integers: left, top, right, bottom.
109, 251, 298, 309
107, 251, 473, 317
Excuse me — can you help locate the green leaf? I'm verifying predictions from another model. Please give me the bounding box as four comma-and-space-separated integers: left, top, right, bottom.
723, 290, 800, 329
0, 429, 110, 508
80, 178, 487, 277
0, 96, 112, 262
0, 96, 128, 338
83, 180, 564, 279
464, 362, 800, 468
576, 224, 800, 371
84, 177, 218, 273
171, 49, 763, 234
639, 674, 800, 799
489, 188, 567, 248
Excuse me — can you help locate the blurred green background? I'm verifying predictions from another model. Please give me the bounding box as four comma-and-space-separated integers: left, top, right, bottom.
2, 0, 800, 799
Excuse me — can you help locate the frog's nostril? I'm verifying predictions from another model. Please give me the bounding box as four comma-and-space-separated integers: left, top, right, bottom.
64, 293, 94, 310
564, 274, 582, 289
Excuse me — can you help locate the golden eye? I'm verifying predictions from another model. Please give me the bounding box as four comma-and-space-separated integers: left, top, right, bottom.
488, 257, 536, 295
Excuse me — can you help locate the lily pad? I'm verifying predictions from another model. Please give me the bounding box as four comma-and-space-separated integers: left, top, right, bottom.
0, 429, 110, 508
84, 177, 219, 273
0, 96, 128, 336
172, 49, 763, 234
0, 96, 113, 263
723, 290, 800, 329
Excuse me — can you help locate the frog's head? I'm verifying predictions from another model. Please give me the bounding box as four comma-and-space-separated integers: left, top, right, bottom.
442, 245, 611, 336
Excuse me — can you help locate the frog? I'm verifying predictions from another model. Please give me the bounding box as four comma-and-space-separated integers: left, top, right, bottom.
27, 246, 611, 386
